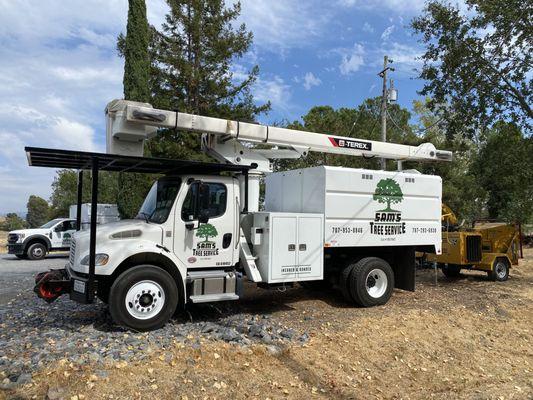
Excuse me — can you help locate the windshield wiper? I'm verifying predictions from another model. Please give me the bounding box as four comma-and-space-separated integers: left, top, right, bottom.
137, 212, 151, 223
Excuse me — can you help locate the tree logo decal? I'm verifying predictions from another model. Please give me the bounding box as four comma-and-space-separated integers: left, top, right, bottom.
195, 223, 218, 242
373, 178, 404, 212
369, 178, 406, 236
193, 223, 220, 258
62, 232, 72, 246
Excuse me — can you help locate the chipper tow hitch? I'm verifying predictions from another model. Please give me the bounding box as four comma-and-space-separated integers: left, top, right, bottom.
34, 269, 71, 303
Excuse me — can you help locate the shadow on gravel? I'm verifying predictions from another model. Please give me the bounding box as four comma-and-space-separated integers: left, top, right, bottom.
0, 253, 69, 262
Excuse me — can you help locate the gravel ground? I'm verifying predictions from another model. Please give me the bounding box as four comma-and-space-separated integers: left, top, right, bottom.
1, 252, 531, 399
0, 255, 309, 391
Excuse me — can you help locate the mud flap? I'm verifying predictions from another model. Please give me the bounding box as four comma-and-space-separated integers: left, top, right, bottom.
34, 269, 71, 303
393, 246, 415, 291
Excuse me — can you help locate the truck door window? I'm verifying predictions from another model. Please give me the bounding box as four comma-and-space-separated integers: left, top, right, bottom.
59, 221, 76, 231
181, 182, 227, 221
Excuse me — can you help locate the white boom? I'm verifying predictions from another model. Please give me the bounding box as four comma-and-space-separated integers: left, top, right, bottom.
105, 99, 452, 165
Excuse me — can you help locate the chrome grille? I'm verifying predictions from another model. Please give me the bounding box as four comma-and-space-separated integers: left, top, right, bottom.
8, 234, 19, 243
69, 238, 76, 265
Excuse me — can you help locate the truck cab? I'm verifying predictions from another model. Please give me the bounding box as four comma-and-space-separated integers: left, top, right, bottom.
8, 218, 76, 260
67, 174, 241, 330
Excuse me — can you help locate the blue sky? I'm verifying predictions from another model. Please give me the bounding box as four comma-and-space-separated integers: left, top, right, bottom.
0, 0, 431, 213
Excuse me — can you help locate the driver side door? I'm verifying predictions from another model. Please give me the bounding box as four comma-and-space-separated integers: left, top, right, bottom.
174, 178, 237, 269
51, 220, 76, 248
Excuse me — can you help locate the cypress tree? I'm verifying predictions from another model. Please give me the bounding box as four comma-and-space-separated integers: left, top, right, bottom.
118, 0, 153, 219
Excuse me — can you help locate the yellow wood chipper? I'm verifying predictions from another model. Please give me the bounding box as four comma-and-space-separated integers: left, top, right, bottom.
422, 205, 523, 281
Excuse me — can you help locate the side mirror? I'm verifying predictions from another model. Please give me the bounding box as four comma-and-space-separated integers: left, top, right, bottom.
198, 211, 209, 224
54, 226, 62, 232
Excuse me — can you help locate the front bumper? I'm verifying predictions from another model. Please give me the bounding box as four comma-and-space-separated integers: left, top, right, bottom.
34, 265, 98, 304
7, 243, 24, 255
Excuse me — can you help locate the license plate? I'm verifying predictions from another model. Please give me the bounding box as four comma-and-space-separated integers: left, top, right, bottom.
73, 280, 86, 293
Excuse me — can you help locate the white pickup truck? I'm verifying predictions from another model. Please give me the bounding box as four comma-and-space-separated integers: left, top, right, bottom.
7, 218, 76, 260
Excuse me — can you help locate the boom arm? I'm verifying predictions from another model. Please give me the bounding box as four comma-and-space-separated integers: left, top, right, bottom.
105, 100, 452, 169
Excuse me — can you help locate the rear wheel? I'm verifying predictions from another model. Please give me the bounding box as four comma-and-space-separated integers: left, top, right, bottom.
27, 243, 47, 260
441, 263, 462, 278
348, 257, 394, 307
109, 265, 178, 331
488, 259, 509, 282
339, 263, 355, 302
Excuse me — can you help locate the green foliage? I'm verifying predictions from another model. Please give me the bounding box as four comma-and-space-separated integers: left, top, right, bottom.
26, 195, 50, 228
414, 99, 486, 222
471, 122, 533, 223
1, 213, 26, 231
49, 170, 119, 218
373, 179, 403, 212
411, 0, 532, 138
146, 0, 270, 160
122, 0, 151, 103
117, 173, 154, 219
196, 223, 218, 242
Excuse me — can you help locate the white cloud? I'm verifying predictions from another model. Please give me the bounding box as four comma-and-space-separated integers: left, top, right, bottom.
339, 43, 366, 75
337, 0, 426, 13
381, 25, 395, 41
234, 0, 332, 54
362, 22, 374, 33
302, 72, 322, 90
253, 76, 292, 111
0, 0, 129, 212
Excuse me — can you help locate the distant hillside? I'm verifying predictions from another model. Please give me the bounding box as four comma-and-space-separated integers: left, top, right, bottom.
0, 211, 26, 219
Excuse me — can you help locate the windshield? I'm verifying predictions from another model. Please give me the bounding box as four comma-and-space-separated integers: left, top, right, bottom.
40, 219, 63, 229
137, 178, 181, 224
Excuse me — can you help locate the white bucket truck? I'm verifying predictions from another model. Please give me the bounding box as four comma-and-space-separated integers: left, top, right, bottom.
31, 100, 451, 331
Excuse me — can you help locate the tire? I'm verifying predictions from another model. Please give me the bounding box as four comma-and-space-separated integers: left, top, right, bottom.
27, 242, 47, 260
348, 257, 394, 307
441, 263, 461, 278
339, 264, 355, 302
109, 265, 178, 331
488, 259, 509, 282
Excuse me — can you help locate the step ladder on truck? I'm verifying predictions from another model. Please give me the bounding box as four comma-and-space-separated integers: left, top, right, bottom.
31, 99, 453, 331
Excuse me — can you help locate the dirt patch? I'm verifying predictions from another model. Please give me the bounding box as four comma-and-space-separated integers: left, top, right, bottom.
0, 231, 6, 254
2, 250, 532, 400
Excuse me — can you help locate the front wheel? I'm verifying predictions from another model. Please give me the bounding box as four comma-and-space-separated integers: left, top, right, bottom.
27, 243, 47, 260
109, 265, 179, 331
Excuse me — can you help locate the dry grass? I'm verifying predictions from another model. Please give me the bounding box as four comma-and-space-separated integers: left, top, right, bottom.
0, 231, 7, 254
3, 250, 533, 400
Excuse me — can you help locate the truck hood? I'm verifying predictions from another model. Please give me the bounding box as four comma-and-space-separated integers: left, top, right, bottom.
9, 228, 50, 236
72, 219, 164, 244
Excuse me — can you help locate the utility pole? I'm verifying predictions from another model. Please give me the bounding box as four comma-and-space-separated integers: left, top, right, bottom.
378, 56, 394, 170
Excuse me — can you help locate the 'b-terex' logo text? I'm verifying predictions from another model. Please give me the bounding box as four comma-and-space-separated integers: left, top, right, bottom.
369, 178, 406, 235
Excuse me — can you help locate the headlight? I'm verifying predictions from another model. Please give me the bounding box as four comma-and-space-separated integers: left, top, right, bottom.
80, 253, 109, 266
18, 234, 25, 241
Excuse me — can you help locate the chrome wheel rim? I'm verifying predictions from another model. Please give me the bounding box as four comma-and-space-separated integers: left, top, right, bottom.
125, 280, 165, 320
32, 247, 44, 258
495, 262, 507, 279
366, 268, 388, 298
